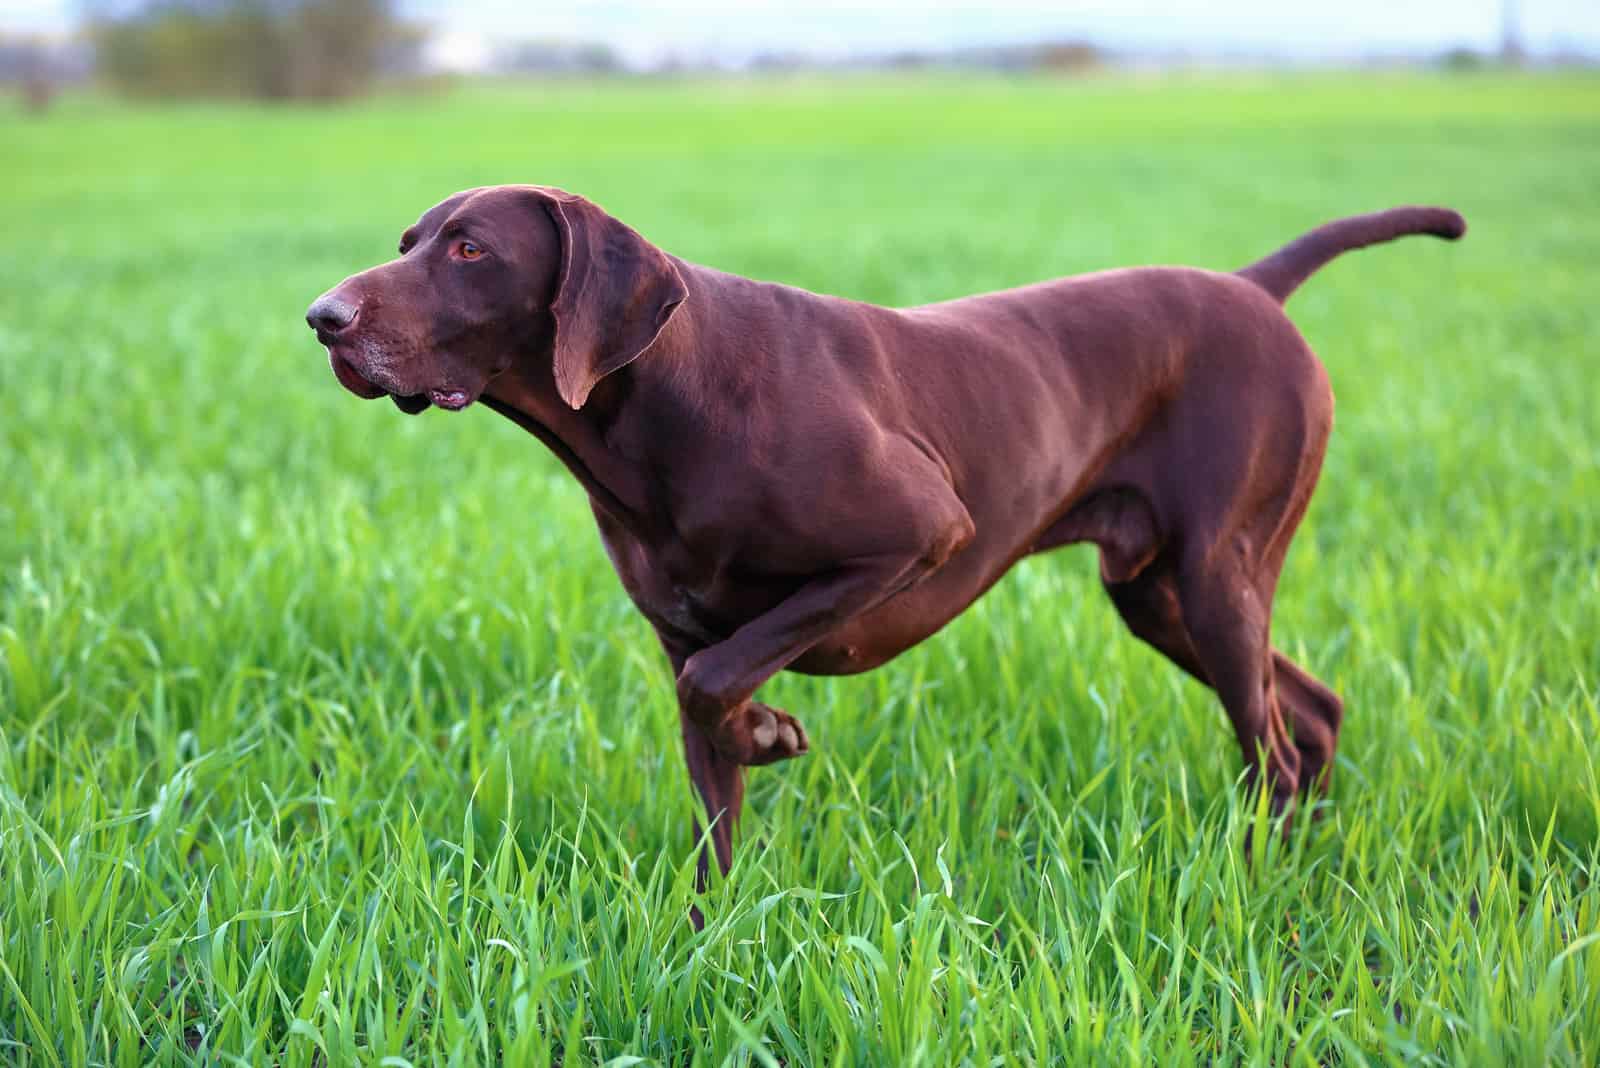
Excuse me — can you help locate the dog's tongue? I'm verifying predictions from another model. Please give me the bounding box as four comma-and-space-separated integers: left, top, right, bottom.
429, 388, 470, 410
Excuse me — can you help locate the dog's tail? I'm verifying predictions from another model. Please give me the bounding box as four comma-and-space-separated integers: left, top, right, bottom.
1236, 206, 1466, 303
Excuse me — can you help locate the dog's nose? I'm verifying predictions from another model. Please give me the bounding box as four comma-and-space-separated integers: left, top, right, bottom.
306, 294, 358, 335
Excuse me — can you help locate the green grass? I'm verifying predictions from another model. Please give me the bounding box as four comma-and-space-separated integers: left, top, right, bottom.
2, 71, 1598, 1065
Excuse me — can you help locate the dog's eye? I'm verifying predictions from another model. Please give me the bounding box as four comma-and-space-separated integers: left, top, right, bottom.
456, 241, 483, 261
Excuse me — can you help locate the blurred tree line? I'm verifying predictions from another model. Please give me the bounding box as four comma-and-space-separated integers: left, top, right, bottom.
85, 0, 421, 100
2, 34, 91, 111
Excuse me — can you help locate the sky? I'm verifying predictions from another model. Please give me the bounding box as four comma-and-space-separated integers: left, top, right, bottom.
5, 0, 1599, 63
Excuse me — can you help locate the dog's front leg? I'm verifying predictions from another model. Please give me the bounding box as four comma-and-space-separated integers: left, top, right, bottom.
669, 557, 945, 872
655, 637, 745, 916
670, 562, 940, 923
672, 463, 974, 891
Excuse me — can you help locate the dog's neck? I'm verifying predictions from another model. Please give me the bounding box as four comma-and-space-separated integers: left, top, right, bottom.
479, 344, 664, 536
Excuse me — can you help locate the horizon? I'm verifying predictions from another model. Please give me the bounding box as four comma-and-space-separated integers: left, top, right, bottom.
4, 0, 1600, 65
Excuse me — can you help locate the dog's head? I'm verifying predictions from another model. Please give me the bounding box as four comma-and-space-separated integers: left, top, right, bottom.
306, 185, 687, 414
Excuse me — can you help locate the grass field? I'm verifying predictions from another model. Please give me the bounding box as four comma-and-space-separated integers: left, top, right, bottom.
3, 72, 1599, 1065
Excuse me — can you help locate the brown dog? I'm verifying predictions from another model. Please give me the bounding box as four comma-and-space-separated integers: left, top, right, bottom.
308, 187, 1464, 890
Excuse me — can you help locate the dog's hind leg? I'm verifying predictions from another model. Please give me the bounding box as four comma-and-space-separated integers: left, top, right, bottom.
1046, 474, 1330, 811
1096, 535, 1339, 807
1243, 398, 1344, 799
1089, 519, 1304, 807
1040, 488, 1209, 686
1102, 553, 1205, 684
1172, 548, 1302, 805
1169, 407, 1335, 807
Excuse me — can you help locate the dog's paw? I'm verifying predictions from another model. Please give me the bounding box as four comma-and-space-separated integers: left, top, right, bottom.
721, 702, 809, 766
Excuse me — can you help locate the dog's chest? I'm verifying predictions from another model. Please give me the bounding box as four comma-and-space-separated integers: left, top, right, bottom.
589, 518, 733, 647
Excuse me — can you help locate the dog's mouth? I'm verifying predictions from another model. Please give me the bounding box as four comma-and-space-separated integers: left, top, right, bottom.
390, 388, 470, 413
327, 350, 472, 414
329, 351, 388, 400
426, 388, 471, 410
391, 392, 430, 414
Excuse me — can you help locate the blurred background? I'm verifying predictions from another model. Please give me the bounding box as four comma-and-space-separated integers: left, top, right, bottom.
2, 0, 1597, 108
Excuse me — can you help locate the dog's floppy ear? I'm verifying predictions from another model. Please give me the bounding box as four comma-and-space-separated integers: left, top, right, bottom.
535, 188, 688, 410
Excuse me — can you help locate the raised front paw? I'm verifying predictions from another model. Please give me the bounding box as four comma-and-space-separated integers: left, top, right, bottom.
719, 702, 809, 766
